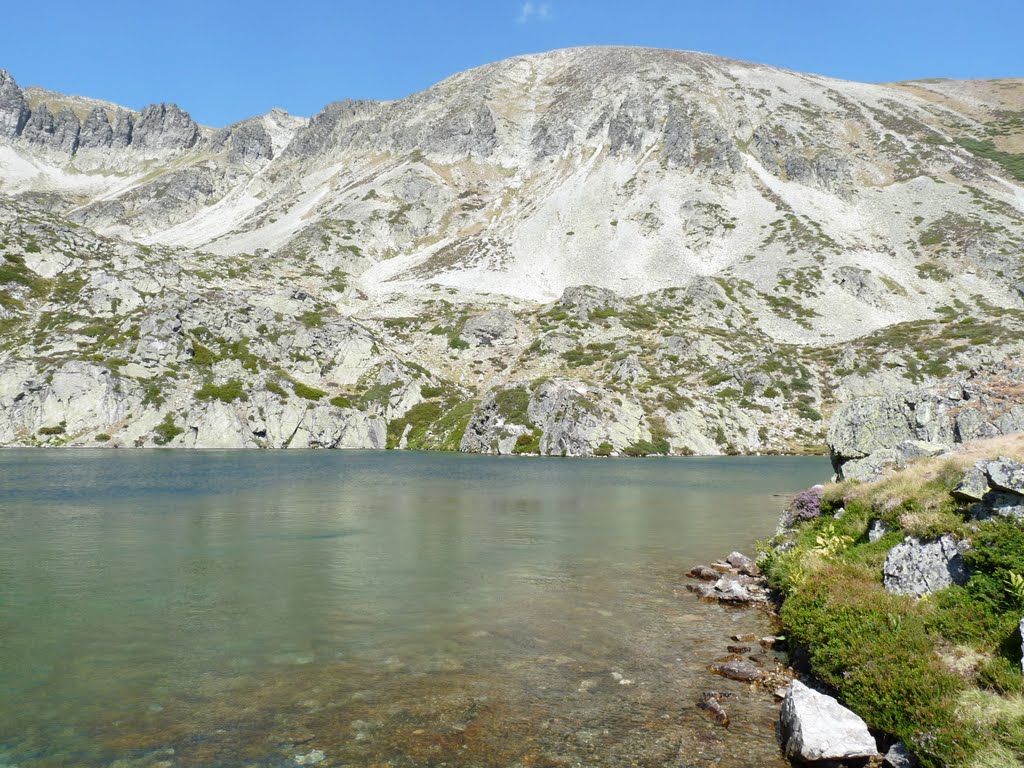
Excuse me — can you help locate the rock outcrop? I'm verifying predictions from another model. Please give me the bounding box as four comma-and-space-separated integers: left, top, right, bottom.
212, 118, 275, 164
79, 107, 114, 150
952, 457, 1024, 520
22, 104, 81, 154
0, 69, 29, 138
131, 103, 200, 151
829, 362, 1024, 481
882, 535, 969, 597
460, 309, 518, 347
779, 680, 878, 764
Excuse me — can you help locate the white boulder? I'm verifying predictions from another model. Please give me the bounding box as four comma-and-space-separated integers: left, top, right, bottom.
780, 680, 877, 763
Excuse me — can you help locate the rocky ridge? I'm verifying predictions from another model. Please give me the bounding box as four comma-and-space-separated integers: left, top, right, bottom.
1, 49, 1023, 452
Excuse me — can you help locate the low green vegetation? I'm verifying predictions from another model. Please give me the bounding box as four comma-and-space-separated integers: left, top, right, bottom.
761, 441, 1024, 768
153, 414, 183, 446
292, 381, 327, 401
957, 137, 1024, 181
385, 396, 477, 452
195, 378, 247, 403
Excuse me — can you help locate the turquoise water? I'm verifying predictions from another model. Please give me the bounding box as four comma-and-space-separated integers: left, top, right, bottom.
0, 451, 829, 768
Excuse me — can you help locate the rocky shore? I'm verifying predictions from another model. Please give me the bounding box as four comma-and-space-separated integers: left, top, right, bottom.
687, 435, 1024, 767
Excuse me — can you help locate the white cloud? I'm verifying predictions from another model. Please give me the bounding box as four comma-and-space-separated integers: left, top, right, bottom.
516, 2, 553, 24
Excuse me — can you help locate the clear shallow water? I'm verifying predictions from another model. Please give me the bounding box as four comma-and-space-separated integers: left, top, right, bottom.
0, 451, 829, 768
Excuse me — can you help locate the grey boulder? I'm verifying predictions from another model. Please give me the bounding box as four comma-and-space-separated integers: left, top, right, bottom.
953, 463, 990, 502
460, 309, 518, 347
884, 741, 918, 768
780, 680, 877, 764
985, 457, 1024, 495
708, 659, 762, 682
883, 536, 969, 597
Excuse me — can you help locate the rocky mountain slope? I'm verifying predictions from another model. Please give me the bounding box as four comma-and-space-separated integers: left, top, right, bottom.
1, 47, 1022, 453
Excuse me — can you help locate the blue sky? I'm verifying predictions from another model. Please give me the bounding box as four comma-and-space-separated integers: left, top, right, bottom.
4, 0, 1022, 126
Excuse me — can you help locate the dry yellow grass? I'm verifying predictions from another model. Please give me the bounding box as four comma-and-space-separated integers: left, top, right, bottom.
824, 434, 1024, 535
831, 434, 1024, 506
958, 689, 1024, 768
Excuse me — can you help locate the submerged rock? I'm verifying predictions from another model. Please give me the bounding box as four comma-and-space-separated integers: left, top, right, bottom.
697, 690, 731, 726
687, 565, 720, 581
707, 659, 762, 682
882, 535, 969, 597
780, 680, 877, 764
688, 575, 768, 605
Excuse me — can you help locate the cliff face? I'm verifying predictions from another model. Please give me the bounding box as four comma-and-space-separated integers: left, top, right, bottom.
0, 48, 1023, 452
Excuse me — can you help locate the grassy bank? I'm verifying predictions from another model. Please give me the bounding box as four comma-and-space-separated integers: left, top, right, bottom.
761, 435, 1024, 768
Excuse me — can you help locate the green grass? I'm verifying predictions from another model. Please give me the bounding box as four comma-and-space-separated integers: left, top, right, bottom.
386, 399, 475, 451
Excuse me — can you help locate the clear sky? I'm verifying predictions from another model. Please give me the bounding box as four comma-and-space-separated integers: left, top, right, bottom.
3, 0, 1022, 127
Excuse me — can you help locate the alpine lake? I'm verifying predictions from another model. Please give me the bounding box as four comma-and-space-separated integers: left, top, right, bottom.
0, 450, 830, 768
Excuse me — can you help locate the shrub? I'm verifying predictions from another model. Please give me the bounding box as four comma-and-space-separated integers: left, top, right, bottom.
38, 424, 66, 436
447, 333, 469, 350
94, 433, 111, 442
300, 310, 324, 328
191, 341, 219, 367
623, 438, 670, 457
513, 429, 542, 455
195, 379, 247, 403
780, 565, 972, 766
330, 395, 352, 408
788, 486, 824, 522
595, 441, 614, 457
265, 381, 288, 398
494, 387, 532, 424
153, 414, 183, 446
292, 381, 327, 401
